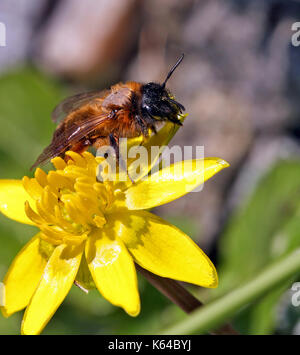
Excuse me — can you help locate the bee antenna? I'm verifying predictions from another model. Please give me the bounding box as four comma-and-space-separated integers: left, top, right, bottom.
161, 53, 184, 88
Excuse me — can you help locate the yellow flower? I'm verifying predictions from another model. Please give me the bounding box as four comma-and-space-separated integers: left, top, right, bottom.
0, 126, 229, 335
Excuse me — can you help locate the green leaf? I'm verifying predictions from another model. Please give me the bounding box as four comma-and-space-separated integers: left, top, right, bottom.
0, 67, 63, 175
215, 159, 300, 334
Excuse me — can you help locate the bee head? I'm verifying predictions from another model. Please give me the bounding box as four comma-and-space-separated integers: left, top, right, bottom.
141, 54, 185, 123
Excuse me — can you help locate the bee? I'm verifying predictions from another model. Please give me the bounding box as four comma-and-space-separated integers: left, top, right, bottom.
31, 54, 185, 170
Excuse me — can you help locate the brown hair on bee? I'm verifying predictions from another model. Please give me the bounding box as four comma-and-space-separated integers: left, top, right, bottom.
32, 54, 185, 169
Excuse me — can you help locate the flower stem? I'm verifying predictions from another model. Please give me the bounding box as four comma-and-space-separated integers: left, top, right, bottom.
136, 264, 202, 313
136, 264, 238, 335
160, 248, 300, 335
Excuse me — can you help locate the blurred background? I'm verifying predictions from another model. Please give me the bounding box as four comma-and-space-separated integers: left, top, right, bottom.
1, 0, 300, 335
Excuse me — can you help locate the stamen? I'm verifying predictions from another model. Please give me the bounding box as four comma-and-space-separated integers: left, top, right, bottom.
47, 171, 74, 191
51, 156, 67, 170
34, 168, 48, 187
24, 151, 117, 246
65, 151, 87, 167
23, 176, 43, 200
25, 201, 44, 225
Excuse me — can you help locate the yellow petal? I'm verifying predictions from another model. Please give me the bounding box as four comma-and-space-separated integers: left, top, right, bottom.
21, 243, 83, 335
115, 211, 218, 288
0, 180, 36, 225
1, 234, 47, 317
125, 158, 229, 210
85, 227, 140, 316
127, 115, 187, 183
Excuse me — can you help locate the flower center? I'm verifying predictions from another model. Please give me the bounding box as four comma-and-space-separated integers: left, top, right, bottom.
23, 152, 118, 246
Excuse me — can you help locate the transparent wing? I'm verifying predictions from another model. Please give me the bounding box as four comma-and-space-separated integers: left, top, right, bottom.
31, 113, 111, 169
51, 90, 109, 124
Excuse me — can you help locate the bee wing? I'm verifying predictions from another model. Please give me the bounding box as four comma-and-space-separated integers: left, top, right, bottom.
52, 90, 109, 124
31, 113, 111, 169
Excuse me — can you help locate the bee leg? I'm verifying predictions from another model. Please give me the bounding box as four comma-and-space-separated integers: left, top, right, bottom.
135, 115, 149, 137
168, 115, 183, 126
109, 133, 120, 161
151, 124, 157, 134
109, 134, 134, 184
142, 111, 159, 135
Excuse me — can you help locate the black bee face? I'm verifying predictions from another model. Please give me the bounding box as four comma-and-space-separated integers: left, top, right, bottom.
141, 82, 185, 125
